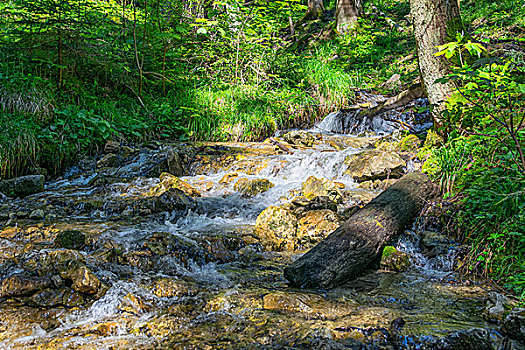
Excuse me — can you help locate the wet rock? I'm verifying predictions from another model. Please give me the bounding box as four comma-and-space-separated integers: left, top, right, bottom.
380, 246, 410, 272
254, 205, 297, 251
502, 308, 525, 344
219, 172, 239, 184
60, 261, 100, 294
167, 148, 184, 176
119, 292, 153, 315
152, 188, 197, 212
54, 230, 86, 250
0, 175, 45, 197
198, 234, 246, 263
342, 189, 378, 206
382, 73, 402, 89
344, 150, 406, 182
104, 140, 121, 154
152, 278, 199, 298
302, 176, 343, 204
296, 210, 341, 248
29, 209, 45, 220
97, 153, 119, 168
29, 287, 84, 308
234, 178, 274, 197
142, 231, 209, 265
283, 130, 315, 147
0, 274, 52, 298
21, 249, 85, 276
148, 172, 201, 197
91, 321, 123, 336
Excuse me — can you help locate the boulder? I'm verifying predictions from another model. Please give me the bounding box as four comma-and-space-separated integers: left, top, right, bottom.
380, 246, 410, 272
344, 150, 406, 182
152, 188, 197, 212
283, 130, 315, 147
234, 178, 274, 197
29, 209, 45, 220
254, 205, 297, 251
296, 210, 341, 248
0, 175, 45, 197
301, 176, 343, 203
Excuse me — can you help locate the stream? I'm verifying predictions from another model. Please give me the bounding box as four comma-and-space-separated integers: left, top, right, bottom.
0, 108, 517, 349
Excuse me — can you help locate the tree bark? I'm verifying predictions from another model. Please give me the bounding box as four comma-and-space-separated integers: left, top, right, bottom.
284, 172, 436, 289
306, 0, 325, 20
411, 0, 466, 135
336, 0, 364, 33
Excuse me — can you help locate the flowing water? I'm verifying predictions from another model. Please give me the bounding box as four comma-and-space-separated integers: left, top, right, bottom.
0, 115, 509, 349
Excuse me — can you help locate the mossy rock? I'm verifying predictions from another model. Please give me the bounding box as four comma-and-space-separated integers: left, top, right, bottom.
254, 205, 297, 251
344, 150, 406, 182
380, 246, 410, 272
54, 230, 86, 250
397, 134, 422, 152
301, 176, 343, 203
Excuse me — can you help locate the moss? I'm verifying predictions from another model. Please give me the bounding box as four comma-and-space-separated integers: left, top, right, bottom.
54, 230, 86, 250
382, 246, 397, 259
397, 134, 422, 152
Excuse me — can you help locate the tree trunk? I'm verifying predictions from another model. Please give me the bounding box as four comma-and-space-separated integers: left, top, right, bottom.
306, 0, 324, 20
411, 0, 466, 135
284, 172, 436, 289
336, 0, 364, 33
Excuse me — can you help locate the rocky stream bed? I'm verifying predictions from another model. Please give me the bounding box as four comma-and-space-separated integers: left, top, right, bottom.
0, 116, 524, 349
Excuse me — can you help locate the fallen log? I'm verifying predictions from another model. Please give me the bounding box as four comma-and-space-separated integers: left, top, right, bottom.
284, 172, 436, 289
269, 138, 294, 154
359, 83, 426, 119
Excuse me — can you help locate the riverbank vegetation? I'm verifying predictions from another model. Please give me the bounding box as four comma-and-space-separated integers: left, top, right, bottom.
1, 0, 524, 300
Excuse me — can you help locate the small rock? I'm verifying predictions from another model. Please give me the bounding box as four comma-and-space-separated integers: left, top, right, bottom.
291, 196, 338, 216
104, 140, 121, 154
0, 274, 52, 298
254, 205, 297, 251
97, 153, 119, 168
219, 172, 239, 184
283, 130, 315, 147
148, 172, 201, 197
54, 230, 86, 250
380, 246, 410, 272
234, 178, 274, 197
381, 73, 402, 90
21, 249, 86, 276
0, 175, 45, 197
484, 292, 513, 323
29, 209, 45, 220
60, 261, 100, 294
152, 188, 197, 212
301, 176, 343, 203
119, 293, 153, 315
344, 150, 406, 182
